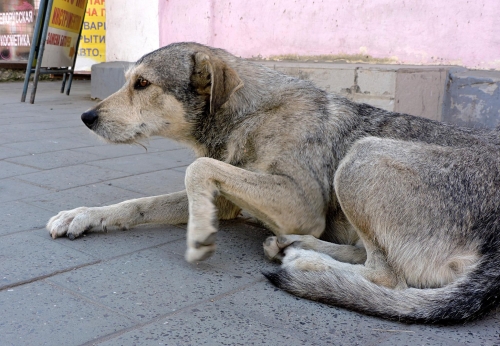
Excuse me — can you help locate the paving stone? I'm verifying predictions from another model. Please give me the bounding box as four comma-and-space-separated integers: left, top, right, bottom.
163, 219, 274, 278
0, 160, 39, 178
107, 169, 186, 196
217, 281, 406, 346
0, 146, 29, 159
0, 230, 96, 289
0, 115, 40, 125
97, 299, 309, 346
24, 182, 145, 212
34, 224, 187, 260
411, 313, 500, 346
0, 119, 80, 133
0, 201, 55, 236
47, 245, 258, 322
3, 137, 98, 154
16, 164, 130, 190
6, 149, 103, 170
0, 178, 51, 203
86, 149, 195, 175
376, 332, 467, 346
0, 281, 135, 346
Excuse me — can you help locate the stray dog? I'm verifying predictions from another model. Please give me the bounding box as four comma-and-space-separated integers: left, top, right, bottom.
47, 42, 500, 324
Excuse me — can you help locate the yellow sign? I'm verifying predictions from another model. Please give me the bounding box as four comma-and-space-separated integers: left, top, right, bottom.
41, 0, 88, 67
76, 0, 105, 70
48, 0, 86, 33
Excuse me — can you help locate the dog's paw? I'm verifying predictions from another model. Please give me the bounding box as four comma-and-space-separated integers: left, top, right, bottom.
47, 207, 94, 239
185, 231, 217, 262
263, 236, 281, 261
185, 244, 217, 263
263, 235, 311, 262
281, 247, 333, 272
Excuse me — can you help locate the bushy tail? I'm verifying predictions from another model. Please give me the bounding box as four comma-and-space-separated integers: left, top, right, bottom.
263, 252, 500, 324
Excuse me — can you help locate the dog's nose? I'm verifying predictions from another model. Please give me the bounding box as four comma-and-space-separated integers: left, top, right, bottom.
81, 109, 98, 129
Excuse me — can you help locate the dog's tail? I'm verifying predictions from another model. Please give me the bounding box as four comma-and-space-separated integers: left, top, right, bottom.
263, 248, 500, 324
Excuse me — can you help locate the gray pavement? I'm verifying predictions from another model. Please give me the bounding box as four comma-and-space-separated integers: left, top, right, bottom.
0, 80, 499, 346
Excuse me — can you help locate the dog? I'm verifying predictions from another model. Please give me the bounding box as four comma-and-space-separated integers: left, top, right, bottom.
47, 42, 500, 324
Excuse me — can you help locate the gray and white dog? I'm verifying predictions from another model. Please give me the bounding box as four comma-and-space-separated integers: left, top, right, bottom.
47, 42, 500, 324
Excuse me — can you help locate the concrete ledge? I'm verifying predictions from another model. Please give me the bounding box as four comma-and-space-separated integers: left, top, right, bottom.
90, 61, 134, 100
90, 60, 500, 128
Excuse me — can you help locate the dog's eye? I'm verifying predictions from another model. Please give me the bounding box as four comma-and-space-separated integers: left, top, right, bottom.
134, 78, 151, 90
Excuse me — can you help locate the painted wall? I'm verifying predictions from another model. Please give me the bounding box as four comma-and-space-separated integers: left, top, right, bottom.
106, 0, 159, 62
158, 0, 500, 70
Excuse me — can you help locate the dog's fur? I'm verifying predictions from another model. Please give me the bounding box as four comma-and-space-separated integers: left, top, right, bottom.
47, 42, 500, 323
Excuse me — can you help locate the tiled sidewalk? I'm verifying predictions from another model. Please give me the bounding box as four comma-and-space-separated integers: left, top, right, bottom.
0, 81, 498, 345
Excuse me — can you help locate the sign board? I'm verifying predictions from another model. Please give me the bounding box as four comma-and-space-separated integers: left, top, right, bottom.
40, 0, 87, 67
0, 0, 37, 62
21, 0, 89, 103
75, 0, 105, 71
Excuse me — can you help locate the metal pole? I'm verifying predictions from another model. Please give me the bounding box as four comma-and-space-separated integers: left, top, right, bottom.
30, 0, 54, 104
21, 0, 47, 102
60, 72, 67, 93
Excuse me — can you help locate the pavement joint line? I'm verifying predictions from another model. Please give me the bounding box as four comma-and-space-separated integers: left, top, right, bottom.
0, 144, 114, 161
0, 259, 103, 292
0, 234, 187, 293
18, 199, 70, 214
14, 169, 140, 192
0, 226, 48, 238
10, 176, 58, 192
0, 124, 87, 135
80, 278, 267, 346
2, 159, 46, 171
68, 147, 190, 164
43, 231, 187, 261
43, 279, 141, 324
96, 181, 183, 198
82, 162, 192, 179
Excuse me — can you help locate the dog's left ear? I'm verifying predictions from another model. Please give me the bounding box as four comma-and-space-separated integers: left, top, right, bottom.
191, 52, 243, 114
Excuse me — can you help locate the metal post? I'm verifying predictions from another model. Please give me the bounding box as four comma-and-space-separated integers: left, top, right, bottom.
29, 0, 54, 104
60, 72, 67, 93
21, 0, 47, 102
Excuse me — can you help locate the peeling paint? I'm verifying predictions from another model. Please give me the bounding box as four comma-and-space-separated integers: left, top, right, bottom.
475, 83, 498, 95
443, 71, 500, 128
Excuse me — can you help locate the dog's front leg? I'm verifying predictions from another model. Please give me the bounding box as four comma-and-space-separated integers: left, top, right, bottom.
47, 191, 190, 239
184, 157, 326, 262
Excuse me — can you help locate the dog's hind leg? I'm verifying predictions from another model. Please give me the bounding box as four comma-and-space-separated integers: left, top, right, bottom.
263, 234, 367, 264
273, 239, 404, 290
184, 157, 326, 262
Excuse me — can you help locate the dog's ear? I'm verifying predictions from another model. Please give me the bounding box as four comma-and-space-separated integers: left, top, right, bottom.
191, 52, 243, 114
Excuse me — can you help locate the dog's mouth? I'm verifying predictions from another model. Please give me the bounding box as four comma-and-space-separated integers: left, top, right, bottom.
81, 108, 157, 145
86, 120, 151, 145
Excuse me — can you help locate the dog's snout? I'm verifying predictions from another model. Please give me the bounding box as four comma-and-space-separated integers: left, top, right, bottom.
81, 109, 99, 129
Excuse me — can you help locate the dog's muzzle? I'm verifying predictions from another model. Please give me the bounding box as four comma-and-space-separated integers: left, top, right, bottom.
81, 109, 98, 129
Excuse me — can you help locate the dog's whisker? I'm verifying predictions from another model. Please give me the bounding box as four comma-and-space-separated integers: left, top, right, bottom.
134, 141, 148, 152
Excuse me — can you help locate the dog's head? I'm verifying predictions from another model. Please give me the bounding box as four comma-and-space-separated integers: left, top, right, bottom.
81, 42, 243, 146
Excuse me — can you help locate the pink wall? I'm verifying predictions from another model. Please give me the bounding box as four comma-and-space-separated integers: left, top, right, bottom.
159, 0, 500, 70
